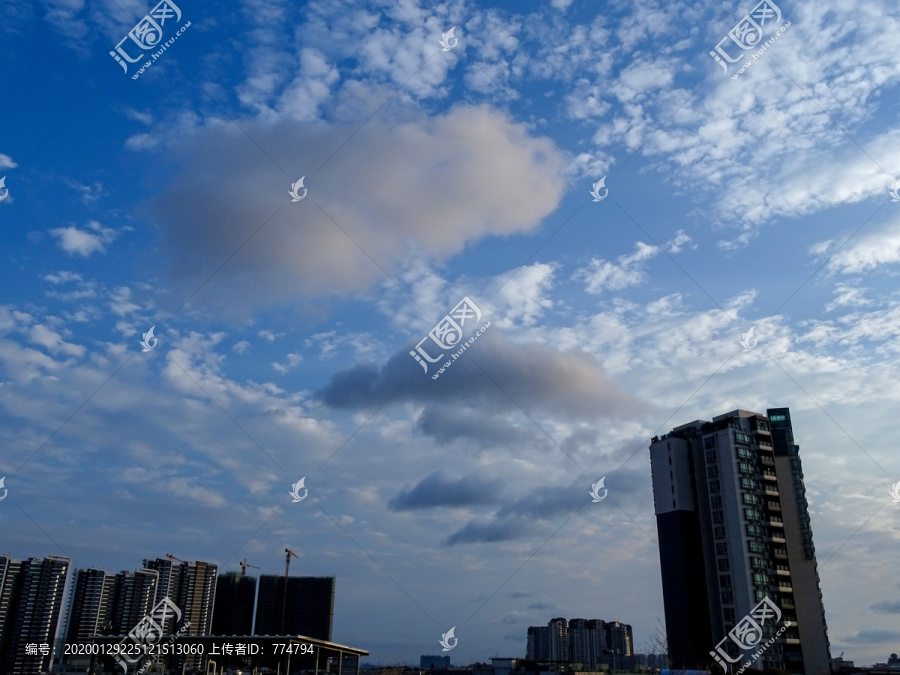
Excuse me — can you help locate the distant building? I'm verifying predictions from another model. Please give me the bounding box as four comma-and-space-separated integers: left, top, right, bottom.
143, 557, 218, 636
254, 575, 335, 640
64, 569, 114, 643
650, 408, 831, 673
421, 655, 452, 669
110, 568, 159, 634
526, 617, 633, 669
212, 571, 257, 636
0, 554, 72, 675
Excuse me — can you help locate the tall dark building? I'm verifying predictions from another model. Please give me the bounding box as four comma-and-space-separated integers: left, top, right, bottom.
650, 408, 831, 675
253, 576, 334, 640
143, 557, 218, 636
0, 555, 71, 674
211, 571, 257, 636
526, 617, 632, 668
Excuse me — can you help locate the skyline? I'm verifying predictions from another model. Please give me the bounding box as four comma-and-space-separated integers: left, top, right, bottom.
2, 0, 900, 668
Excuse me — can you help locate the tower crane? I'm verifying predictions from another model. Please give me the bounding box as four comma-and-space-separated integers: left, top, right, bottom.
165, 553, 185, 563
238, 559, 260, 577
280, 548, 299, 635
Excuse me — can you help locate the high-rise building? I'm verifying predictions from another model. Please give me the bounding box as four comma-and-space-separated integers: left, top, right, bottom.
548, 618, 568, 662
211, 571, 257, 636
254, 576, 334, 640
526, 625, 549, 660
526, 618, 631, 668
650, 408, 831, 674
110, 569, 159, 635
421, 655, 451, 669
0, 555, 72, 674
143, 557, 218, 636
64, 568, 115, 642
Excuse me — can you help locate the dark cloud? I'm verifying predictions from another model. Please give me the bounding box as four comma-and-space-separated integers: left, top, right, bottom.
317, 330, 648, 436
442, 469, 647, 546
847, 628, 900, 644
870, 600, 900, 614
388, 471, 504, 511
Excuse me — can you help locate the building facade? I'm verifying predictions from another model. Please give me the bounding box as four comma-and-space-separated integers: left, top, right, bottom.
0, 555, 71, 674
211, 571, 257, 636
650, 408, 831, 674
525, 617, 633, 669
254, 575, 335, 640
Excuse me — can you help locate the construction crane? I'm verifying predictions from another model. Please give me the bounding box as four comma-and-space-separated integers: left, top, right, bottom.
165, 553, 185, 563
280, 548, 299, 635
238, 559, 260, 577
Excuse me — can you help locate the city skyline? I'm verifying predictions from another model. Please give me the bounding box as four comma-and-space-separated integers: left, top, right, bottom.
2, 0, 900, 668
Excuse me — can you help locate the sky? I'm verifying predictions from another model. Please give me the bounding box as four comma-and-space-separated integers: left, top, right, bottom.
1, 0, 900, 667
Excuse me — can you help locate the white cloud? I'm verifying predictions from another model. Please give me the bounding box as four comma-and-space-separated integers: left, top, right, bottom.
49, 220, 119, 257
0, 153, 17, 170
273, 353, 302, 374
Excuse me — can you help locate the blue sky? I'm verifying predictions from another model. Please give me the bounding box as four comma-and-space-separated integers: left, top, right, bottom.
2, 0, 900, 666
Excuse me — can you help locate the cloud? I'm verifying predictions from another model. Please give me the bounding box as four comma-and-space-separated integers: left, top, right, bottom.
0, 153, 17, 170
388, 471, 504, 510
49, 221, 119, 257
870, 599, 900, 614
824, 220, 900, 274
272, 353, 302, 373
317, 329, 646, 425
147, 105, 567, 315
577, 231, 691, 295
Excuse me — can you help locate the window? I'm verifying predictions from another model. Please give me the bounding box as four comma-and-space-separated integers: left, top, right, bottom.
719, 574, 731, 587
749, 541, 766, 553
745, 508, 762, 521
722, 608, 735, 622
741, 477, 756, 490
668, 456, 672, 465
743, 493, 760, 505
710, 495, 722, 509
753, 573, 768, 585
739, 461, 754, 474
707, 464, 719, 478
747, 524, 762, 537
714, 526, 726, 539
709, 480, 721, 493
704, 436, 716, 449
717, 558, 730, 571
720, 589, 734, 604
770, 414, 786, 422
712, 509, 724, 523
716, 543, 728, 556
751, 556, 767, 569
755, 590, 768, 601
757, 420, 770, 431
736, 431, 752, 444
736, 447, 753, 460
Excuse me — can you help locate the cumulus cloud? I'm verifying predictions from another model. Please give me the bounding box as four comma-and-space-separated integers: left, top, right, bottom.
49, 220, 120, 257
147, 105, 567, 315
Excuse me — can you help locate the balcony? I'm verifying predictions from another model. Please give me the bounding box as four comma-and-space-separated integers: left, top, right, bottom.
776, 569, 791, 576
770, 535, 786, 544
773, 548, 788, 559
764, 487, 780, 496
785, 638, 801, 645
759, 455, 775, 466
762, 471, 777, 481
778, 584, 793, 592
